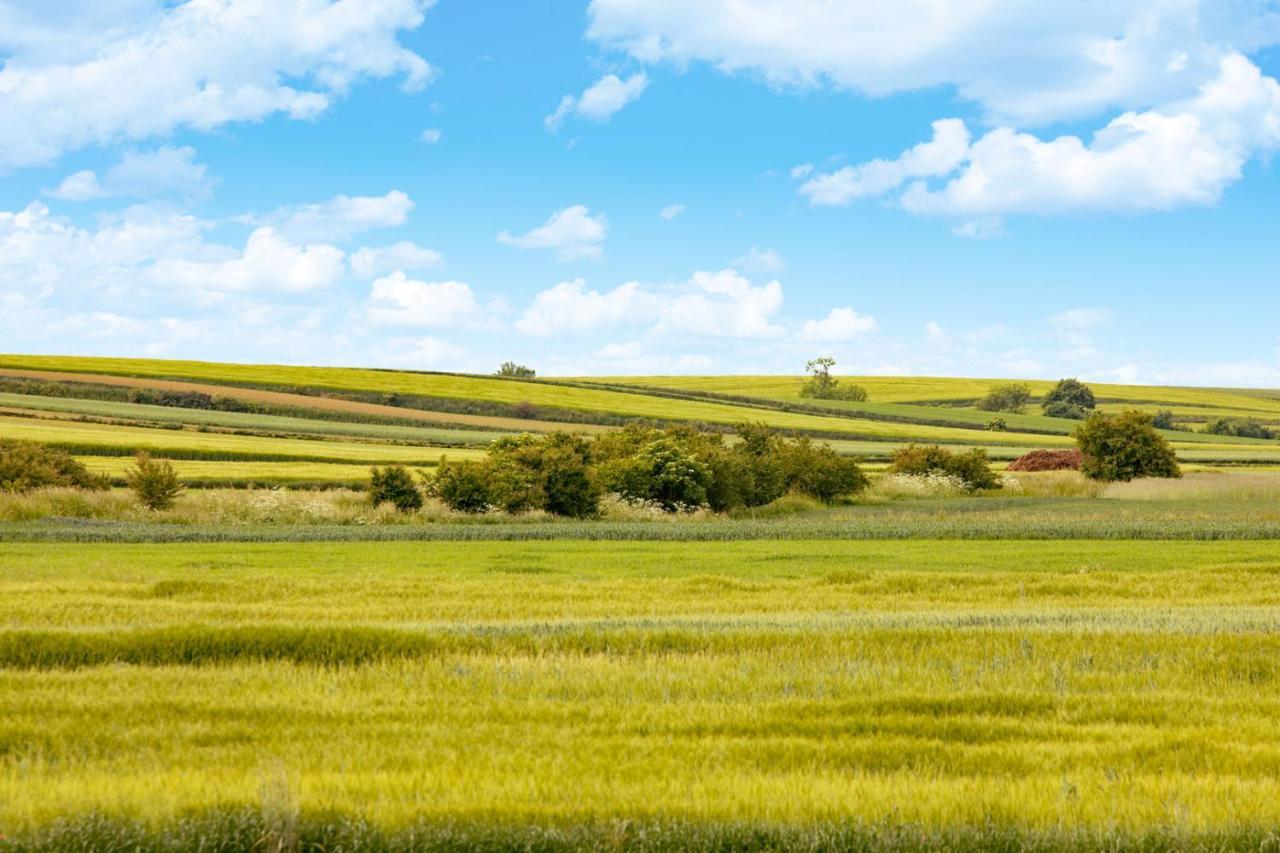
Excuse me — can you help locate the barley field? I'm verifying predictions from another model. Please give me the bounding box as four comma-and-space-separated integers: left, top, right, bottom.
2, 539, 1280, 849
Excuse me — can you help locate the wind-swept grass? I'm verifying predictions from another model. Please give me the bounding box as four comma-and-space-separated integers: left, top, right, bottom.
3, 540, 1280, 844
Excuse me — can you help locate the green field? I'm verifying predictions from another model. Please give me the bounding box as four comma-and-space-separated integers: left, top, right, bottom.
3, 539, 1280, 848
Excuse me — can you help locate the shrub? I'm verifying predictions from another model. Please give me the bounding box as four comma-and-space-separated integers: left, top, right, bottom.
1075, 410, 1181, 482
985, 418, 1007, 432
367, 465, 423, 512
511, 401, 540, 419
1042, 378, 1096, 414
977, 383, 1031, 413
777, 438, 868, 503
1043, 400, 1088, 420
1151, 410, 1178, 431
605, 438, 711, 511
0, 440, 108, 493
889, 444, 1001, 491
496, 362, 536, 378
1204, 417, 1275, 440
489, 433, 599, 517
125, 452, 183, 510
798, 357, 868, 402
432, 460, 491, 513
127, 389, 216, 409
1006, 449, 1083, 472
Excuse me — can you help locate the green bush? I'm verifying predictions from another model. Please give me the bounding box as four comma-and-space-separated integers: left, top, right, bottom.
495, 361, 536, 378
1042, 378, 1096, 413
367, 465, 423, 512
1075, 410, 1181, 482
985, 418, 1007, 432
1151, 410, 1178, 431
125, 452, 183, 510
889, 444, 1001, 491
777, 438, 868, 503
0, 440, 108, 493
433, 461, 491, 513
490, 433, 599, 517
604, 438, 711, 511
1043, 400, 1088, 420
976, 383, 1030, 413
1204, 417, 1275, 440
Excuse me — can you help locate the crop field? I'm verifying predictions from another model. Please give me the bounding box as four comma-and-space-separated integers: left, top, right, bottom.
3, 538, 1280, 849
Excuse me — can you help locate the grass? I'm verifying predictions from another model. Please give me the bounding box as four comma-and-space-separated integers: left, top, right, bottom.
0, 414, 485, 464
3, 539, 1280, 847
77, 457, 377, 486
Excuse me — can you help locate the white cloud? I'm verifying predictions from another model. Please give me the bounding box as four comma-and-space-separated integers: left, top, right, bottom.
350, 241, 444, 278
46, 146, 211, 201
801, 54, 1280, 218
587, 0, 1280, 126
799, 119, 970, 205
366, 271, 481, 327
498, 205, 607, 261
380, 335, 465, 368
800, 307, 878, 341
0, 0, 433, 169
545, 72, 648, 130
660, 269, 784, 338
658, 203, 685, 220
516, 279, 652, 336
1050, 308, 1113, 358
789, 163, 814, 179
151, 227, 345, 293
952, 217, 1006, 239
239, 190, 414, 242
732, 246, 786, 274
419, 128, 442, 143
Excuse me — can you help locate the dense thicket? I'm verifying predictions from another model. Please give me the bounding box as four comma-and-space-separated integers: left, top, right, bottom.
1205, 417, 1275, 440
1042, 379, 1096, 419
888, 444, 1001, 490
977, 383, 1031, 413
0, 440, 108, 492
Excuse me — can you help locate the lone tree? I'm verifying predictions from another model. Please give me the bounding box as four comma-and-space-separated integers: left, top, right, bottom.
368, 465, 424, 512
496, 362, 536, 379
125, 452, 183, 510
977, 382, 1031, 414
1041, 378, 1096, 420
1074, 410, 1181, 482
799, 358, 868, 402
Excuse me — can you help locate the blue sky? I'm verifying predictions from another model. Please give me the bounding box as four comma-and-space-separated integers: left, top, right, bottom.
2, 0, 1279, 384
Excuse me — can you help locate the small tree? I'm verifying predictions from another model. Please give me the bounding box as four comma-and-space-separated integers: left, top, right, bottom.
1075, 410, 1181, 482
496, 362, 536, 379
1151, 410, 1178, 431
608, 438, 712, 511
1042, 378, 1096, 414
368, 465, 423, 512
985, 418, 1007, 432
1043, 400, 1088, 420
977, 383, 1031, 414
433, 460, 491, 513
798, 358, 868, 402
777, 438, 869, 503
125, 452, 183, 510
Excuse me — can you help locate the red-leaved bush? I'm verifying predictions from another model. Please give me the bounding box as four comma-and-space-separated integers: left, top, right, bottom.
1006, 449, 1083, 472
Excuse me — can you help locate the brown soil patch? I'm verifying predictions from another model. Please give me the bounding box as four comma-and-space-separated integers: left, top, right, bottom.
0, 368, 608, 435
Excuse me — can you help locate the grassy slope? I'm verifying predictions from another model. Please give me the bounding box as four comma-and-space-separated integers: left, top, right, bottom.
3, 539, 1280, 841
0, 392, 509, 445
0, 415, 484, 464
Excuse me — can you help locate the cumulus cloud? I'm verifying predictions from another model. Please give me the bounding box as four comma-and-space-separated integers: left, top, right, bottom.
799, 55, 1280, 219
0, 0, 433, 169
586, 0, 1280, 126
379, 335, 465, 368
46, 146, 211, 201
365, 271, 482, 326
349, 241, 444, 278
658, 203, 685, 220
151, 228, 345, 293
516, 279, 652, 336
238, 190, 414, 242
799, 307, 878, 341
1050, 308, 1113, 358
545, 72, 648, 130
498, 205, 607, 261
659, 270, 785, 338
